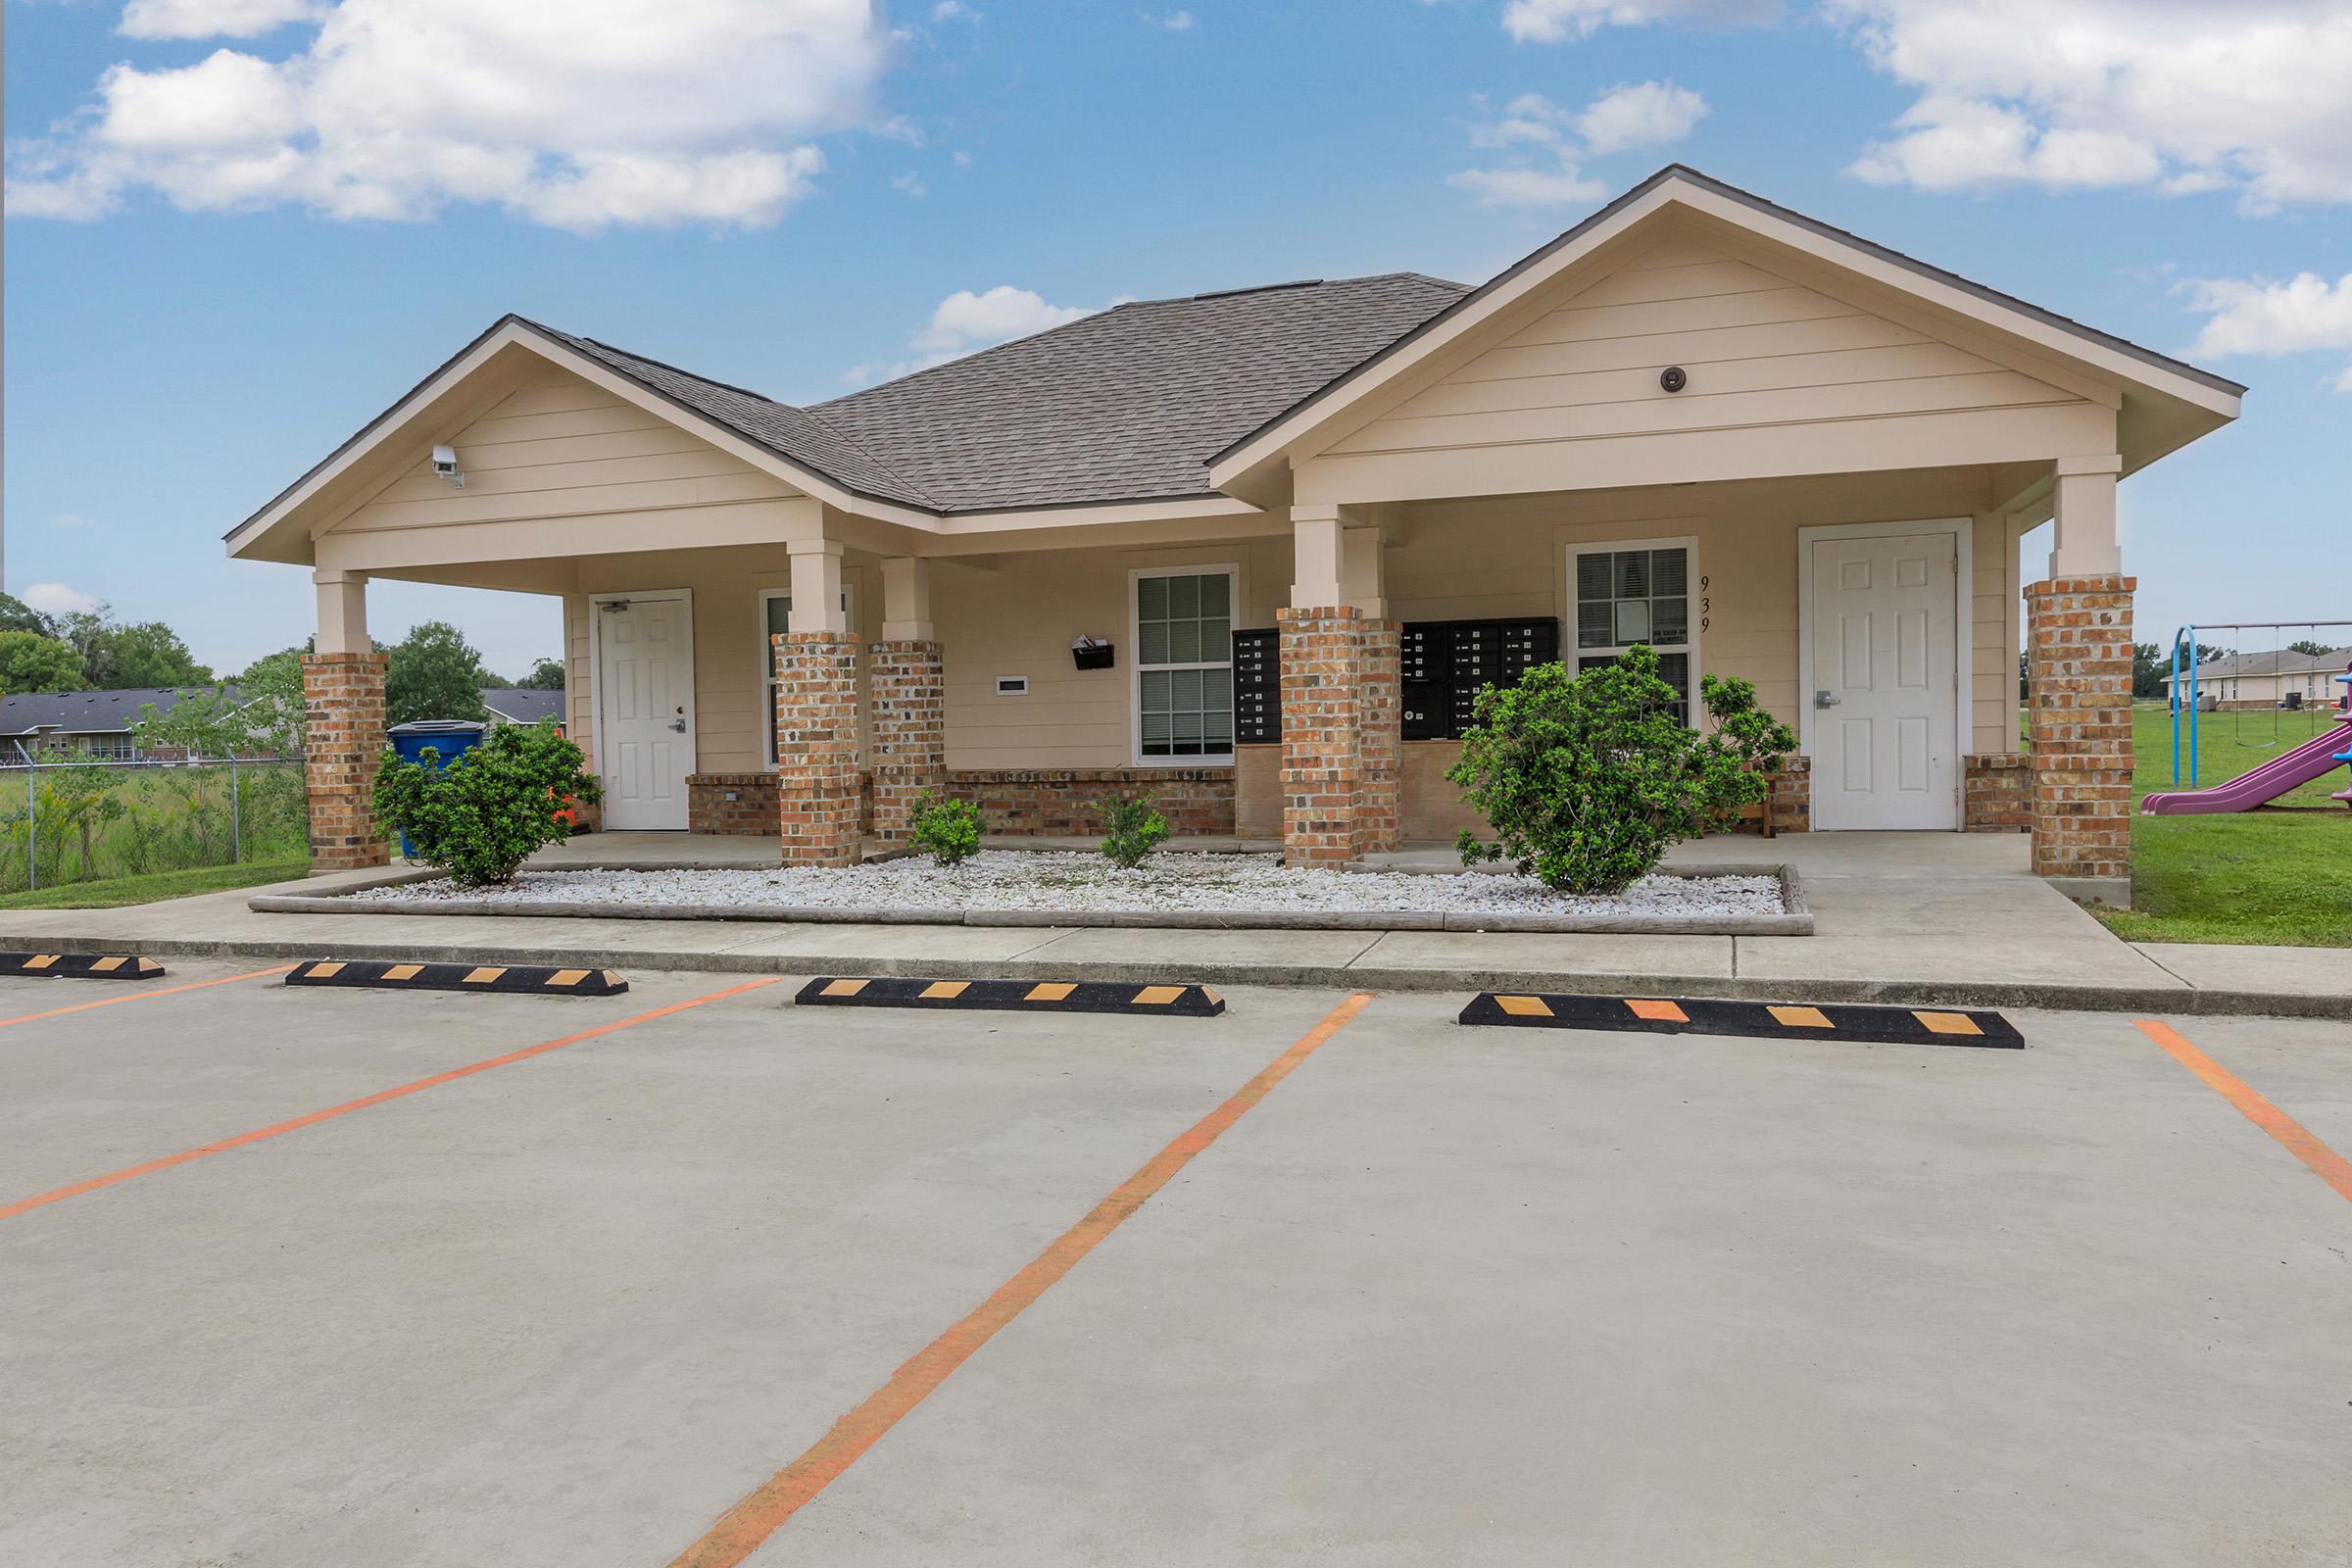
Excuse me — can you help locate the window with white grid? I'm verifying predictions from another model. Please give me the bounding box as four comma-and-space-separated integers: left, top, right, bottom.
1132, 568, 1236, 761
1573, 542, 1696, 724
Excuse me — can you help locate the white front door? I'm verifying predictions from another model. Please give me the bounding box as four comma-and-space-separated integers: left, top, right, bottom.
595, 593, 694, 830
1808, 531, 1959, 831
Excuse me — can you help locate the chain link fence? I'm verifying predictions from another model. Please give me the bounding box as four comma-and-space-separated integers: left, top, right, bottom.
0, 756, 309, 894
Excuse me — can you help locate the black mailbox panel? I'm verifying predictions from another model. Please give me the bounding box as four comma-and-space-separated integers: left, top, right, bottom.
1398, 616, 1560, 741
1233, 628, 1281, 746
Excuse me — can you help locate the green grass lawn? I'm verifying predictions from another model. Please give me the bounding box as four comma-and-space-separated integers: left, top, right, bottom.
2095, 703, 2352, 948
0, 858, 311, 911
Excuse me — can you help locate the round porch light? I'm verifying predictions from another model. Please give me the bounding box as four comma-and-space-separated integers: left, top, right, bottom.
1659, 366, 1688, 393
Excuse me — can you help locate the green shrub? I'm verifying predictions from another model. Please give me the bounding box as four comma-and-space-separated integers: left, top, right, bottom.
1698, 672, 1800, 833
908, 792, 983, 866
372, 722, 601, 889
1093, 793, 1170, 868
1447, 645, 1763, 896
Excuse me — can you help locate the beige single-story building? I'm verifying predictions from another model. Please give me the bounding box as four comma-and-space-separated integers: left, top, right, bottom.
2162, 647, 2351, 711
229, 166, 2242, 901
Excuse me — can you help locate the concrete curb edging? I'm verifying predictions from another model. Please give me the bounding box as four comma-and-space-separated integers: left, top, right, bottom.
246, 863, 1813, 937
8, 927, 2345, 1021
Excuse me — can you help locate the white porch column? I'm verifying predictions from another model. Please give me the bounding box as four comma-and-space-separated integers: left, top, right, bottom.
786, 539, 851, 633
871, 557, 945, 840
2048, 454, 2123, 577
1290, 503, 1347, 611
879, 555, 935, 642
776, 537, 860, 864
302, 567, 387, 870
1282, 504, 1365, 865
314, 567, 370, 655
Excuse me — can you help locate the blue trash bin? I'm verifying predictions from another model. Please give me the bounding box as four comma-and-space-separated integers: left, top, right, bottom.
384, 719, 487, 858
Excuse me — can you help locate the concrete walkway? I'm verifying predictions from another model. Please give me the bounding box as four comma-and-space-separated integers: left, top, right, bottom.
1, 831, 2342, 1017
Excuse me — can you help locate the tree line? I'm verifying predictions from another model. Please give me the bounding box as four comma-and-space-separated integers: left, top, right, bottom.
0, 594, 563, 730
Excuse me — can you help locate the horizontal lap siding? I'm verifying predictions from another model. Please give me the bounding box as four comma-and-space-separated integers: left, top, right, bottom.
572, 545, 869, 777
1380, 469, 2023, 766
332, 368, 797, 534
934, 538, 1287, 771
1334, 239, 2088, 462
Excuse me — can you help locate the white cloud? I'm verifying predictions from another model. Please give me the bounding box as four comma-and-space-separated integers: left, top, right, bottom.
1831, 1, 2352, 209
1451, 81, 1703, 208
891, 172, 928, 197
952, 149, 973, 169
911, 286, 1098, 352
1575, 80, 1708, 154
51, 514, 97, 529
1448, 166, 1607, 207
929, 0, 977, 20
1142, 10, 1196, 29
844, 285, 1117, 385
2181, 271, 2352, 390
1501, 0, 1777, 45
119, 0, 319, 38
6, 0, 892, 231
22, 583, 102, 616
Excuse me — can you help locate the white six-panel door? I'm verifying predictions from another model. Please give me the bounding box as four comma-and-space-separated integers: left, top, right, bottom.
1807, 530, 1960, 831
594, 594, 694, 830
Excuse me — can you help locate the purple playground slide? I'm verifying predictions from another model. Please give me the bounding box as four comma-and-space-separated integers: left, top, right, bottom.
2141, 718, 2352, 815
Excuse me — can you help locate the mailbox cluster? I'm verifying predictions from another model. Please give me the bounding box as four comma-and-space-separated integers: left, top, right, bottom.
1401, 617, 1560, 741
1229, 616, 1560, 746
1232, 628, 1282, 746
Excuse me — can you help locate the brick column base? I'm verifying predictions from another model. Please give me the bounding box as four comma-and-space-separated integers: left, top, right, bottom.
1964, 753, 2032, 832
774, 631, 862, 866
302, 651, 390, 871
1355, 619, 1400, 855
1280, 605, 1363, 866
2026, 575, 2134, 901
869, 640, 946, 841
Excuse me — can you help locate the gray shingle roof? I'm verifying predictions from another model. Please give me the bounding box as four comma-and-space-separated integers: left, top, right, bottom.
810, 275, 1470, 511
2163, 647, 2352, 682
518, 274, 1467, 516
480, 687, 566, 725
535, 326, 944, 509
0, 686, 236, 738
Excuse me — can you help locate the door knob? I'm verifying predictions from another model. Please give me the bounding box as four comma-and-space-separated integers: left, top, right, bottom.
1815, 690, 1840, 709
668, 717, 688, 733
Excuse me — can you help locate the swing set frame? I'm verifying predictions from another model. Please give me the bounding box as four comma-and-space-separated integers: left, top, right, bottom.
2170, 619, 2352, 787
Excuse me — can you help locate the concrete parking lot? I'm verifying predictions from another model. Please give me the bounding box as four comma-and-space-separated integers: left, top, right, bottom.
2, 961, 2346, 1566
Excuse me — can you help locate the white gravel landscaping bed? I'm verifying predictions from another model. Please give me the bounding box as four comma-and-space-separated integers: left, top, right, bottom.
309, 851, 1805, 933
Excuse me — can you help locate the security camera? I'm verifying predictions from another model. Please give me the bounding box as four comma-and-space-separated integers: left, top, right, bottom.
430, 444, 466, 488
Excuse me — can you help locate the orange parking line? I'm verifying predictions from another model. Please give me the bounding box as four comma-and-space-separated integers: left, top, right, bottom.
2135, 1019, 2352, 1204
0, 976, 783, 1223
0, 964, 295, 1031
666, 990, 1378, 1568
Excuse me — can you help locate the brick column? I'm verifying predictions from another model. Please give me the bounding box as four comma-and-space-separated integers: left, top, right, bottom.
2025, 575, 2134, 899
868, 640, 946, 841
774, 631, 862, 866
1355, 618, 1400, 855
301, 652, 390, 871
1279, 605, 1362, 865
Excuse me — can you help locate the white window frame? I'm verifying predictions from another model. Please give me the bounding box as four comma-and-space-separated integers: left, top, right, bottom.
1128, 563, 1241, 767
757, 584, 858, 769
1567, 536, 1701, 720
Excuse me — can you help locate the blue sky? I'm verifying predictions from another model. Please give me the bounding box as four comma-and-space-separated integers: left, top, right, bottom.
6, 0, 2349, 679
